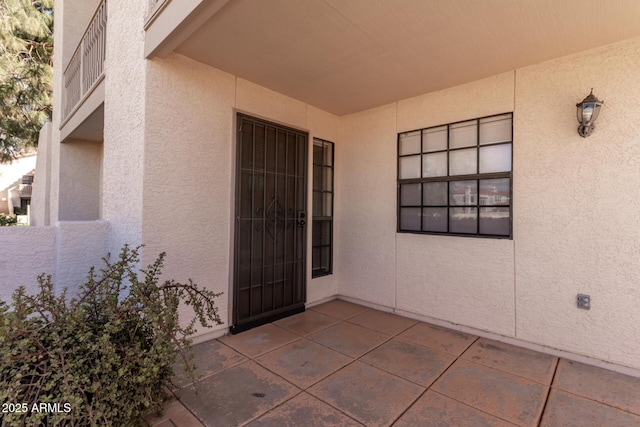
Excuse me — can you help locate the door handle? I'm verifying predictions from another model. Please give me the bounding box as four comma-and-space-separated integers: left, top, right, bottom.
297, 211, 306, 227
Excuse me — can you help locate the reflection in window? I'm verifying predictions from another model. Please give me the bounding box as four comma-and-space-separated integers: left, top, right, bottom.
397, 113, 512, 237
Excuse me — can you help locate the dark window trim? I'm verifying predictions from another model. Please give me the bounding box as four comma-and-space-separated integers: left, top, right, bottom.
312, 138, 334, 277
397, 113, 513, 239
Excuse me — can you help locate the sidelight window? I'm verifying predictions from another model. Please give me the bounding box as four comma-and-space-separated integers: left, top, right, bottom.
312, 138, 334, 277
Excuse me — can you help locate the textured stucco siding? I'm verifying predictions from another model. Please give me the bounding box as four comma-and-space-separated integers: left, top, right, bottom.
0, 227, 56, 302
101, 0, 147, 254
31, 123, 52, 226
58, 139, 102, 221
336, 36, 640, 370
142, 54, 341, 336
513, 38, 640, 368
54, 220, 109, 297
337, 104, 398, 307
393, 73, 516, 335
0, 221, 108, 302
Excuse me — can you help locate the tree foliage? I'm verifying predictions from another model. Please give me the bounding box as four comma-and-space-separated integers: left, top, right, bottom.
0, 0, 53, 163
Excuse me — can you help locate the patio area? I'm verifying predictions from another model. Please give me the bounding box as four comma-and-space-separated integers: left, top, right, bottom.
145, 299, 640, 426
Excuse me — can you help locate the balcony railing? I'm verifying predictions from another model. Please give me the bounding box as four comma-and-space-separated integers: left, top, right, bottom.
62, 0, 107, 124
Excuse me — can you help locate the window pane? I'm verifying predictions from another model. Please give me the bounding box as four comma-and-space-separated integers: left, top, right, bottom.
480, 178, 510, 206
480, 207, 510, 235
450, 180, 477, 206
323, 166, 333, 191
313, 220, 332, 246
323, 193, 332, 216
312, 247, 321, 270
399, 155, 421, 179
422, 152, 447, 177
313, 142, 323, 164
313, 192, 322, 217
313, 165, 323, 191
324, 143, 333, 166
399, 131, 421, 155
400, 183, 421, 206
450, 120, 477, 148
480, 114, 512, 145
449, 148, 477, 175
479, 143, 511, 173
424, 182, 447, 206
423, 126, 447, 152
400, 208, 421, 231
450, 207, 477, 233
423, 208, 448, 232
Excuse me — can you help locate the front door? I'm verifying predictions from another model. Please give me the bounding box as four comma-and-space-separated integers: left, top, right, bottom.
232, 114, 307, 333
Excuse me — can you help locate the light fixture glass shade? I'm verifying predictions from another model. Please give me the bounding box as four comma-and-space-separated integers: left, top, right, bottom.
576, 89, 603, 137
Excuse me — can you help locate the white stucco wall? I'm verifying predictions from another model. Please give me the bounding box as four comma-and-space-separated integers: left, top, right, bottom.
31, 122, 52, 226
142, 54, 341, 337
338, 104, 398, 307
336, 37, 640, 371
102, 0, 147, 254
54, 220, 109, 297
0, 221, 109, 303
0, 227, 56, 302
394, 73, 516, 335
58, 139, 103, 221
513, 38, 640, 369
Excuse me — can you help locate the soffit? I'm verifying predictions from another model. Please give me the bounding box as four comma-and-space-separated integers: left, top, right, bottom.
175, 0, 640, 115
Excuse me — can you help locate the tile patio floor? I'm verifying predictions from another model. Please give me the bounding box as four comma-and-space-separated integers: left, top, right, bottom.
145, 299, 640, 427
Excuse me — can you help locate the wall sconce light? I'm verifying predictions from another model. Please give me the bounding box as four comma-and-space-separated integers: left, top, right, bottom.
576, 89, 604, 138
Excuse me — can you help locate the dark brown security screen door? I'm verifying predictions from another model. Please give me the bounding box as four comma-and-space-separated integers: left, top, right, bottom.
232, 114, 307, 333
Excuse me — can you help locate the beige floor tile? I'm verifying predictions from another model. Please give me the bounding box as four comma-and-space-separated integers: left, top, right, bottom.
169, 410, 206, 427
541, 389, 640, 427
394, 390, 518, 427
308, 361, 424, 427
347, 309, 418, 335
172, 339, 247, 388
247, 392, 363, 426
308, 321, 390, 358
176, 361, 300, 426
143, 398, 187, 425
256, 338, 353, 389
360, 338, 455, 386
461, 338, 558, 384
553, 359, 640, 415
274, 310, 340, 335
153, 420, 175, 427
308, 299, 369, 319
432, 359, 548, 426
218, 323, 300, 358
398, 322, 477, 356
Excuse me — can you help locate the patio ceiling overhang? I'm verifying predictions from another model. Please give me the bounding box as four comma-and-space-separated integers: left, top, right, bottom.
152, 0, 640, 116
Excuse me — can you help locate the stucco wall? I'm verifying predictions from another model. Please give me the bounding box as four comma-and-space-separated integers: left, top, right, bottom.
142, 54, 341, 337
31, 122, 52, 226
0, 221, 108, 302
338, 104, 398, 307
54, 220, 109, 297
58, 139, 102, 221
336, 37, 640, 370
102, 0, 147, 254
0, 227, 56, 302
513, 38, 640, 369
394, 73, 516, 336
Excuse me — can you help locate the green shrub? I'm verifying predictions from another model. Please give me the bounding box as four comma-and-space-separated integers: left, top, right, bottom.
0, 245, 223, 426
0, 213, 17, 226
